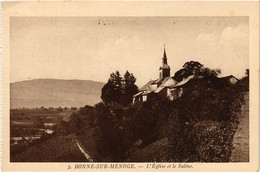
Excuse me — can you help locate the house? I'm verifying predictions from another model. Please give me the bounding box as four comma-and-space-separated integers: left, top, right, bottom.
133, 47, 239, 103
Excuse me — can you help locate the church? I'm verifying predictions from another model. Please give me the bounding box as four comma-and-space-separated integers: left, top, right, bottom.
133, 46, 180, 103
133, 47, 238, 103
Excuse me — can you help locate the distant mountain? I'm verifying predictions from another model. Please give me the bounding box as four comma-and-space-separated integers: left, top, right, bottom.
10, 79, 105, 109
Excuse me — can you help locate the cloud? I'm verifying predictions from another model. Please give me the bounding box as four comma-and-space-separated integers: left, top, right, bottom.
219, 25, 248, 49
195, 24, 248, 79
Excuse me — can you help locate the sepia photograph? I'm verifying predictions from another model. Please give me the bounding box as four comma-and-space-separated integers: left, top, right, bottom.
9, 16, 249, 162
1, 1, 259, 172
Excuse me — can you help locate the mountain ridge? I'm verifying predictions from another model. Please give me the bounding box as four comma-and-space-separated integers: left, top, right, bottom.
10, 79, 105, 109
11, 78, 105, 84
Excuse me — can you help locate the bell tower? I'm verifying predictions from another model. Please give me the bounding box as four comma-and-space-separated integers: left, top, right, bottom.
159, 45, 170, 79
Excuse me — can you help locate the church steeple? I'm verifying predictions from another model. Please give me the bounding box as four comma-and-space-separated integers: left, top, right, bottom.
159, 45, 171, 79
163, 44, 168, 65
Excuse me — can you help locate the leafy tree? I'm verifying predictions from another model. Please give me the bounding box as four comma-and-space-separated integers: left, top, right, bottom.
239, 69, 249, 92
245, 69, 249, 78
70, 107, 78, 110
122, 71, 138, 105
124, 71, 136, 86
101, 70, 138, 106
173, 61, 221, 82
57, 106, 63, 111
240, 69, 249, 82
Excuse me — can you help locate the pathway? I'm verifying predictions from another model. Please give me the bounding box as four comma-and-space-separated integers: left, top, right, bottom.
75, 139, 94, 162
230, 92, 249, 162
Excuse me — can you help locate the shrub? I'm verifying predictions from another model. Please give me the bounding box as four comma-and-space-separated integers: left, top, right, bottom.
194, 121, 237, 162
162, 79, 244, 162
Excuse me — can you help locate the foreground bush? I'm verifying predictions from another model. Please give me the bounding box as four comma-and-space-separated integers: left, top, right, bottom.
194, 121, 237, 162
162, 77, 243, 162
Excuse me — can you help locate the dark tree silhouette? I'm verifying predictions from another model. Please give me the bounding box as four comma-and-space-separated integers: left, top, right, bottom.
101, 70, 138, 106
173, 61, 221, 82
239, 69, 249, 91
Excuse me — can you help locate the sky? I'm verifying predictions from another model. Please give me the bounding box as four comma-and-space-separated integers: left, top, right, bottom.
10, 17, 248, 87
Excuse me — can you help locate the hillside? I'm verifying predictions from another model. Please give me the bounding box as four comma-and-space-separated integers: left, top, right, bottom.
10, 79, 105, 108
11, 136, 87, 162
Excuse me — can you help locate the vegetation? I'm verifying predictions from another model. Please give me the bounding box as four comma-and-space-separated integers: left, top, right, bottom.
101, 71, 138, 106
10, 108, 78, 159
239, 69, 249, 92
64, 63, 248, 162
173, 61, 221, 82
11, 136, 86, 162
11, 63, 249, 162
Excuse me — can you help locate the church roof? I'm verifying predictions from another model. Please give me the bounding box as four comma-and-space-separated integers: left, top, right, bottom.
133, 91, 143, 98
218, 75, 238, 81
139, 77, 176, 94
161, 77, 175, 86
168, 75, 194, 88
154, 77, 176, 93
140, 80, 157, 91
154, 86, 165, 93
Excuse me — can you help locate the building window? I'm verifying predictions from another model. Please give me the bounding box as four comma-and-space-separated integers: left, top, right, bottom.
143, 95, 147, 101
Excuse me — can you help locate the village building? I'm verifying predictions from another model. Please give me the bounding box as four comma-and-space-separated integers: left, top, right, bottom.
133, 47, 239, 103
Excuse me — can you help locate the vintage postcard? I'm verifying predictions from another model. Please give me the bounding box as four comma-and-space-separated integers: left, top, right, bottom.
1, 1, 259, 172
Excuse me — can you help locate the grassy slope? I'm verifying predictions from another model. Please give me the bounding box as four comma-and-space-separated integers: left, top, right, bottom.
126, 138, 169, 162
11, 136, 87, 162
76, 127, 103, 161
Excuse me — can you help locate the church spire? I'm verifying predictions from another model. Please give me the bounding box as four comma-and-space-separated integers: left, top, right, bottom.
163, 44, 167, 65
159, 44, 171, 79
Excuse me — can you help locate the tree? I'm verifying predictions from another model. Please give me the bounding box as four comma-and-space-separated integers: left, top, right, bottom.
70, 107, 78, 110
239, 69, 249, 91
124, 71, 136, 86
122, 71, 138, 105
101, 80, 117, 105
101, 70, 138, 106
57, 106, 63, 111
246, 69, 249, 78
173, 61, 221, 82
101, 71, 123, 105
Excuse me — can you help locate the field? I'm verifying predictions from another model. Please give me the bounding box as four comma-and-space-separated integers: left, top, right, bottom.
11, 109, 77, 136
11, 108, 75, 123
10, 108, 78, 158
11, 136, 87, 162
